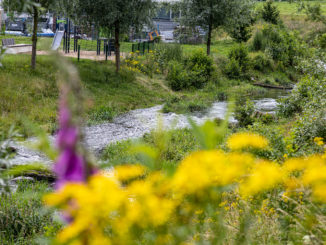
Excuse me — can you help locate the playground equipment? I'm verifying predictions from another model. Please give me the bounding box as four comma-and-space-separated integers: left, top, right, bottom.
148, 30, 159, 41
51, 31, 64, 50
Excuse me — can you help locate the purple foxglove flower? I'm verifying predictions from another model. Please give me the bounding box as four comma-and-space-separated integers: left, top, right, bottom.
57, 127, 78, 150
54, 148, 85, 189
54, 96, 88, 190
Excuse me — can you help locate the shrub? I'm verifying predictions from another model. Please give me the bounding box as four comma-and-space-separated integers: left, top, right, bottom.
225, 44, 251, 78
252, 53, 273, 72
319, 33, 326, 49
261, 0, 280, 24
251, 30, 266, 51
235, 99, 255, 128
224, 57, 241, 79
167, 50, 214, 90
292, 110, 326, 155
187, 49, 214, 78
228, 44, 250, 72
252, 24, 304, 67
228, 24, 253, 43
167, 61, 190, 91
154, 43, 183, 70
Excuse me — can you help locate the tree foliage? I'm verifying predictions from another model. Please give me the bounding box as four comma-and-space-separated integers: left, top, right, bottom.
261, 0, 280, 25
180, 0, 254, 55
57, 0, 155, 72
2, 0, 54, 69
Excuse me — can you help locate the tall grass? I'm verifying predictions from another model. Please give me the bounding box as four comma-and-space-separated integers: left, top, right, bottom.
0, 181, 60, 244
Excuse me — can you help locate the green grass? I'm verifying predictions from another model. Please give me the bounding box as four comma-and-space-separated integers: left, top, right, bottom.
0, 34, 133, 53
101, 128, 199, 169
5, 164, 54, 181
0, 181, 60, 244
182, 39, 235, 57
0, 35, 53, 51
256, 1, 326, 16
0, 54, 170, 135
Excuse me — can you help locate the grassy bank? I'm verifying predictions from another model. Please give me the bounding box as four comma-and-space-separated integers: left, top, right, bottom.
0, 54, 170, 135
256, 1, 326, 16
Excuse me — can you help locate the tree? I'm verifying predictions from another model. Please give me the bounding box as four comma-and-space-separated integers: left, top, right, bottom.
226, 3, 256, 43
181, 0, 254, 55
261, 0, 280, 25
2, 0, 54, 69
58, 0, 155, 73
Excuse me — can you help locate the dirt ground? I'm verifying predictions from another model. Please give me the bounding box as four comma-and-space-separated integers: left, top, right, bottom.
37, 50, 126, 61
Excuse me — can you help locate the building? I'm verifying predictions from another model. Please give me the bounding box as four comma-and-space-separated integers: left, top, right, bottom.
151, 0, 181, 42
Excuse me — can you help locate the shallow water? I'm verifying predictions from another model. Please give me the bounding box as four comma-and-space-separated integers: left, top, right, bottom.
8, 89, 289, 166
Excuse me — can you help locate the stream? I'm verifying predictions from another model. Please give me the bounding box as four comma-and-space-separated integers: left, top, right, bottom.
8, 89, 289, 166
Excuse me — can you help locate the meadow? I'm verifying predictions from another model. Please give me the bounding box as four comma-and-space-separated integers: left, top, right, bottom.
1, 0, 326, 244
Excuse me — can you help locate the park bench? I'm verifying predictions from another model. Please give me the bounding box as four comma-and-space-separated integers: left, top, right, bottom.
1, 38, 32, 54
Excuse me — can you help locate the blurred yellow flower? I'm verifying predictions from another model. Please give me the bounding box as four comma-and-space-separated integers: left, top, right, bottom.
227, 132, 268, 150
114, 164, 146, 181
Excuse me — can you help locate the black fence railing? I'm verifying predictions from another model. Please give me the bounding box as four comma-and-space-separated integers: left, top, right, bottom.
131, 40, 155, 55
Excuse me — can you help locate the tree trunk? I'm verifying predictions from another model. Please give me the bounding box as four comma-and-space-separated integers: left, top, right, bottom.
114, 20, 120, 73
31, 6, 38, 70
207, 13, 213, 56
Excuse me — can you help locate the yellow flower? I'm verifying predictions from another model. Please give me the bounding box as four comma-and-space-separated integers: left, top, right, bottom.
312, 183, 326, 201
302, 156, 326, 185
240, 161, 284, 197
114, 164, 146, 181
283, 158, 306, 173
227, 133, 268, 150
314, 137, 324, 146
172, 150, 254, 195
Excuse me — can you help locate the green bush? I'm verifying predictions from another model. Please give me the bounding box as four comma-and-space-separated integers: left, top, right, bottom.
261, 0, 280, 24
319, 33, 326, 49
228, 44, 250, 73
248, 122, 287, 161
278, 77, 325, 117
235, 99, 255, 128
187, 49, 214, 78
251, 30, 266, 51
228, 23, 253, 43
252, 54, 273, 72
292, 110, 326, 155
167, 50, 214, 91
225, 44, 251, 78
154, 43, 183, 70
167, 61, 190, 91
251, 24, 304, 67
224, 58, 241, 79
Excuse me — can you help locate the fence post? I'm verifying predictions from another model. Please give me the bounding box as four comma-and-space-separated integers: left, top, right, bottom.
106, 43, 108, 61
78, 45, 80, 61
132, 43, 135, 53
67, 19, 70, 53
63, 30, 66, 52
